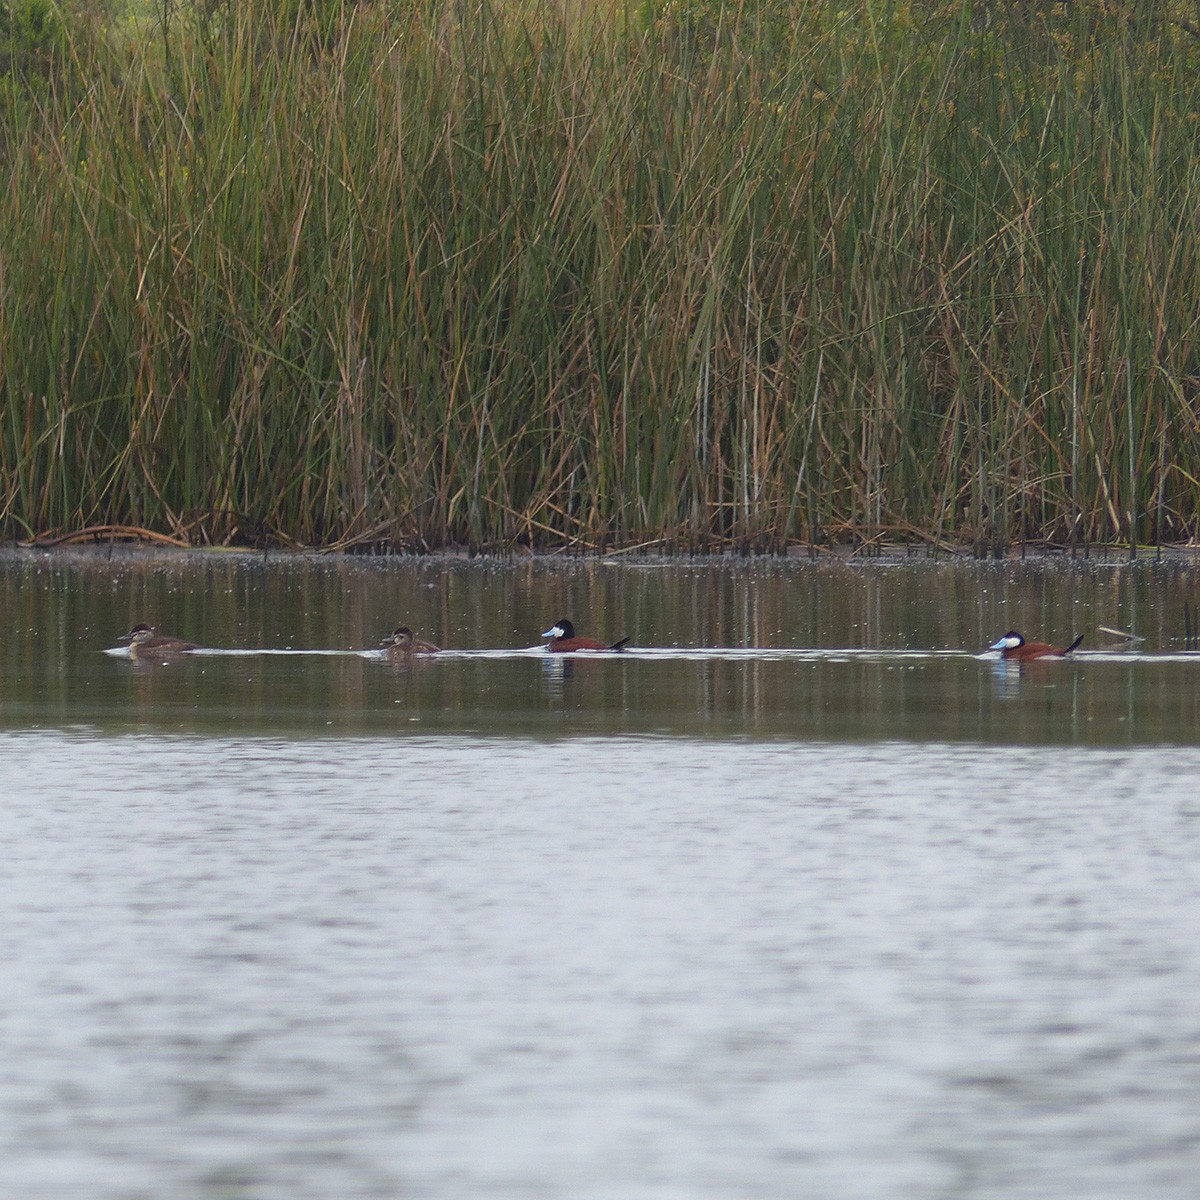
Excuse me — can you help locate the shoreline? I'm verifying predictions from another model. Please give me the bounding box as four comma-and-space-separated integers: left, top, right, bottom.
6, 538, 1200, 567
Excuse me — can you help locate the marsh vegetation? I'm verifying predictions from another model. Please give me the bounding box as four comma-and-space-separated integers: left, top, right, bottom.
3, 0, 1200, 552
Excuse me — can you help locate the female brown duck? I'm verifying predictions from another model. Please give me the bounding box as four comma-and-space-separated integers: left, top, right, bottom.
119, 623, 198, 658
384, 626, 440, 657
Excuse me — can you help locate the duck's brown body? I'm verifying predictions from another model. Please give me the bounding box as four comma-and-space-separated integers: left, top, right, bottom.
542, 619, 629, 653
385, 626, 440, 656
991, 631, 1083, 661
121, 624, 198, 658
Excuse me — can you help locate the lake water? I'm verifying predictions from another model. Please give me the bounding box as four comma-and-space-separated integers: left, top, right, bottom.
3, 549, 1200, 1198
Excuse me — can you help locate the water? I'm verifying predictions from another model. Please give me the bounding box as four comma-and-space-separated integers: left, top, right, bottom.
6, 548, 1200, 741
3, 549, 1200, 1199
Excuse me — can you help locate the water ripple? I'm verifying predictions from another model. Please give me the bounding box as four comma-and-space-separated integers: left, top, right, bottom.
2, 734, 1199, 1199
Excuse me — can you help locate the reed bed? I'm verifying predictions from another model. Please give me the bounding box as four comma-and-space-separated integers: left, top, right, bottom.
2, 0, 1200, 552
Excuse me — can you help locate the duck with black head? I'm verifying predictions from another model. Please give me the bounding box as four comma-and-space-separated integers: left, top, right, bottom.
989, 630, 1083, 661
541, 619, 629, 653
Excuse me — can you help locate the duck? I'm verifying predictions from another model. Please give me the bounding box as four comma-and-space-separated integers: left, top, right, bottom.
119, 623, 198, 658
541, 618, 629, 653
383, 626, 440, 656
989, 630, 1083, 661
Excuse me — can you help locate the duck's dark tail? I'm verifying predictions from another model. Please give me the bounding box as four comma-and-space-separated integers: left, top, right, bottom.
608, 636, 630, 651
1063, 634, 1084, 655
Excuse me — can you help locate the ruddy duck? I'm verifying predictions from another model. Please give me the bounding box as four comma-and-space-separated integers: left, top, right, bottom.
541, 618, 629, 653
384, 626, 440, 656
989, 630, 1083, 661
119, 623, 198, 657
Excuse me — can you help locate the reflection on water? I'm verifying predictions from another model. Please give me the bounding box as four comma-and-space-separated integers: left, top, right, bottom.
3, 548, 1200, 741
2, 732, 1200, 1200
990, 659, 1026, 703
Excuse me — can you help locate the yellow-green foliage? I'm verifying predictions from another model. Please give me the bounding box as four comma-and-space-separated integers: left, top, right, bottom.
3, 0, 1200, 550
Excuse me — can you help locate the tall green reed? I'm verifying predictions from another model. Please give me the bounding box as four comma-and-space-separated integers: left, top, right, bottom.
2, 0, 1200, 550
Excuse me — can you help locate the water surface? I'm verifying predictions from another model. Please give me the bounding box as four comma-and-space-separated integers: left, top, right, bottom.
3, 550, 1200, 1199
4, 733, 1200, 1200
5, 548, 1200, 742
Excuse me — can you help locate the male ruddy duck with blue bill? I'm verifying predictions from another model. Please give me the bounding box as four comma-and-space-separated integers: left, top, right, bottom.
990, 630, 1084, 661
119, 623, 198, 658
384, 626, 440, 657
542, 619, 629, 653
